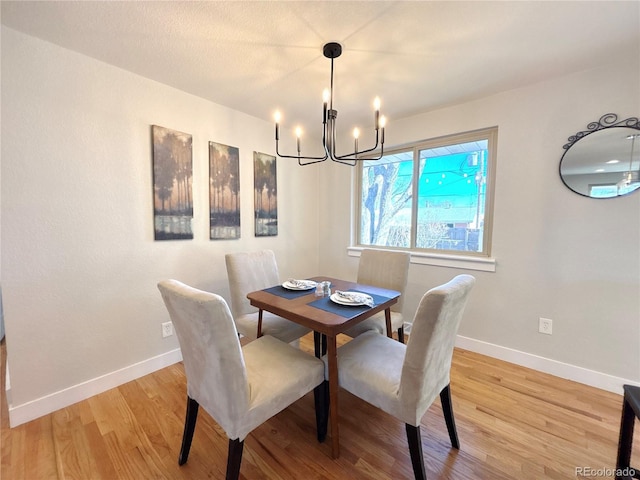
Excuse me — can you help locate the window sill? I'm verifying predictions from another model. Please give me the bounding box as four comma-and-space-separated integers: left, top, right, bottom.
347, 246, 496, 272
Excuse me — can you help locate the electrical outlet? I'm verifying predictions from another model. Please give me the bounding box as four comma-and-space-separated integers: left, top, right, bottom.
162, 321, 173, 338
539, 317, 552, 335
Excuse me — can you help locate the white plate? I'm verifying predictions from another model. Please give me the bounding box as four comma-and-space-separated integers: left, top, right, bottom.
330, 293, 371, 306
282, 280, 317, 291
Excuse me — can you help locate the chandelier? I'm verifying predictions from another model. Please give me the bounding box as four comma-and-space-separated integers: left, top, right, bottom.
274, 42, 386, 166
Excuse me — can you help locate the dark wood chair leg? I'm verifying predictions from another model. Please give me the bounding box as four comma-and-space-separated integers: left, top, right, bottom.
314, 331, 321, 358
313, 331, 327, 358
178, 396, 199, 465
314, 380, 330, 442
398, 327, 405, 344
439, 384, 460, 449
226, 438, 244, 480
405, 424, 427, 480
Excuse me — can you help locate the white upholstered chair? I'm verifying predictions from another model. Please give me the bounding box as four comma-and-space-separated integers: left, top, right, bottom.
344, 248, 411, 342
335, 274, 475, 480
225, 249, 311, 343
157, 279, 327, 480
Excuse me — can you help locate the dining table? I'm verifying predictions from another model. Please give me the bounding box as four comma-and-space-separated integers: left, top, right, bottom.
246, 276, 400, 459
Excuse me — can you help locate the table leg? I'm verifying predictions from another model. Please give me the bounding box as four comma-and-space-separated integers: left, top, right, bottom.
385, 308, 393, 339
327, 335, 340, 458
257, 309, 263, 338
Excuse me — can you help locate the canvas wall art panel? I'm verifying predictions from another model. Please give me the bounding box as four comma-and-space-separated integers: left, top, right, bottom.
152, 125, 193, 240
209, 141, 240, 240
253, 152, 278, 237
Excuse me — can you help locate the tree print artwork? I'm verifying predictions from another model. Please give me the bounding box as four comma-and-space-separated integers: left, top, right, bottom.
152, 125, 193, 240
209, 142, 240, 239
253, 152, 277, 237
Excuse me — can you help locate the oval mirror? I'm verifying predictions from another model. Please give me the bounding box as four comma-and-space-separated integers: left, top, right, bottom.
560, 114, 640, 198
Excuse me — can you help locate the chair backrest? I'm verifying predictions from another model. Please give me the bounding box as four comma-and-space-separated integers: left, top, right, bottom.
225, 250, 280, 318
157, 280, 249, 435
357, 249, 410, 312
398, 274, 475, 420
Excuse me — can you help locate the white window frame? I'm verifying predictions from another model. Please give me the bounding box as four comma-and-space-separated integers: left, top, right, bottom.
350, 127, 498, 272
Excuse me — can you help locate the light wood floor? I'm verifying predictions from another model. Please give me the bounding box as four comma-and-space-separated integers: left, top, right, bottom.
1, 334, 637, 479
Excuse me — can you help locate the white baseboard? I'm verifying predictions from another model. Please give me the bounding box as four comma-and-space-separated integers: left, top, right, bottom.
8, 348, 182, 428
455, 335, 640, 395
5, 360, 12, 407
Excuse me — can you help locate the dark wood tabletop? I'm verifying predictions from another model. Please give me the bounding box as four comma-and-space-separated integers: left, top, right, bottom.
247, 276, 399, 332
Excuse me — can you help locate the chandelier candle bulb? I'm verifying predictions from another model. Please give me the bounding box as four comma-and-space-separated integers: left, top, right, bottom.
323, 89, 329, 123
274, 111, 281, 140
295, 126, 302, 154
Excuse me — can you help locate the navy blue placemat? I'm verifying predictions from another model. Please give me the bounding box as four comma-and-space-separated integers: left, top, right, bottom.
309, 290, 393, 319
263, 285, 315, 300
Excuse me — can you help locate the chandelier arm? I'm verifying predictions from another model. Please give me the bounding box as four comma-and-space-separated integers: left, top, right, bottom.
335, 145, 385, 163
329, 117, 339, 161
275, 139, 328, 161
333, 142, 379, 160
331, 147, 385, 162
316, 116, 331, 161
332, 130, 381, 160
324, 117, 333, 158
275, 111, 332, 162
274, 149, 328, 161
299, 157, 328, 166
369, 144, 385, 160
332, 158, 357, 166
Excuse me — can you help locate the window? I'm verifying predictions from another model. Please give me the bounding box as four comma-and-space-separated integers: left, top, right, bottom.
357, 127, 497, 258
590, 184, 618, 198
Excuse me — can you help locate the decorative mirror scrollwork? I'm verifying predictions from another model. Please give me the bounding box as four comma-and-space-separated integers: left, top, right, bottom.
559, 113, 640, 198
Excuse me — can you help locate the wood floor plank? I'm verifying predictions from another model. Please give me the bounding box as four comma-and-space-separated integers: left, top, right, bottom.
2, 335, 639, 479
83, 421, 120, 480
52, 406, 97, 479
24, 415, 58, 479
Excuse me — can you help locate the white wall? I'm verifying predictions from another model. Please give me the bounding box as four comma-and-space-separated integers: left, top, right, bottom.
319, 51, 640, 387
1, 27, 321, 425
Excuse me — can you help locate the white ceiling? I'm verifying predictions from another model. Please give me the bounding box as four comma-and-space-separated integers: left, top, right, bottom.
2, 1, 639, 134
